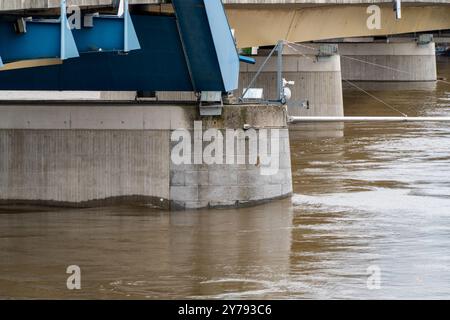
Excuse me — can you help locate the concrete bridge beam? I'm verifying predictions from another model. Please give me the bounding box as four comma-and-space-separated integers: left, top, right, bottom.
339, 41, 437, 81
0, 104, 292, 210
226, 4, 450, 48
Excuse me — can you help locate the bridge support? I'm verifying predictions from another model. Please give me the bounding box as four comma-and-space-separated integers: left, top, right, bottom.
339, 41, 437, 82
0, 103, 292, 210
238, 47, 344, 117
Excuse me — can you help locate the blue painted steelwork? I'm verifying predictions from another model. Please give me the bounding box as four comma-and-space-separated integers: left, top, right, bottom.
0, 0, 240, 93
239, 55, 256, 64
0, 15, 193, 91
172, 0, 240, 92
71, 0, 140, 54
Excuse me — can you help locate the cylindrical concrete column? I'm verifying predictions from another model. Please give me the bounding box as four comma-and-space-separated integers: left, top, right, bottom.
239, 50, 344, 117
339, 41, 437, 81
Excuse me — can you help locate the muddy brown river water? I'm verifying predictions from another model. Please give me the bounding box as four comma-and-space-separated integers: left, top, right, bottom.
0, 58, 449, 299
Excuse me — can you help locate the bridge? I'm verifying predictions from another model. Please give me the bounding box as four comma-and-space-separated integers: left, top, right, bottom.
0, 0, 448, 210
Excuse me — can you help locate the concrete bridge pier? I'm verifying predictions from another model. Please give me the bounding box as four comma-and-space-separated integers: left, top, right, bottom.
238, 46, 344, 118
0, 103, 292, 210
339, 40, 437, 82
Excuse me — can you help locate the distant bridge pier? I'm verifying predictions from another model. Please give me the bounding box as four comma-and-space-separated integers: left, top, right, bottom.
0, 103, 292, 210
338, 40, 437, 82
238, 45, 344, 118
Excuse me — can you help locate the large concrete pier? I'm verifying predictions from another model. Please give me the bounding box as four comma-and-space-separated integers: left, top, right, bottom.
239, 49, 344, 117
0, 104, 292, 209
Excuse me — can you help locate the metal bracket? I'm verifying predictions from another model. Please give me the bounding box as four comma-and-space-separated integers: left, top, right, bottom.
199, 91, 223, 116
276, 40, 284, 102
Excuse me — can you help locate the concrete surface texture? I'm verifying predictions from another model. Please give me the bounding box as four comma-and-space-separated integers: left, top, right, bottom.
0, 104, 292, 209
339, 42, 437, 81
